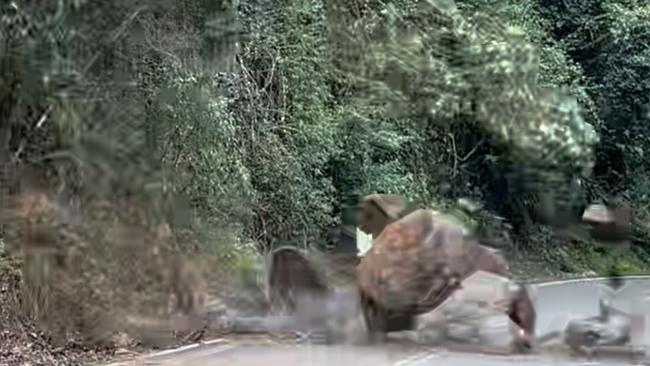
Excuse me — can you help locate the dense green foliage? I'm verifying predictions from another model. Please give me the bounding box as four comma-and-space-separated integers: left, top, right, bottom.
539, 1, 650, 197
2, 0, 650, 272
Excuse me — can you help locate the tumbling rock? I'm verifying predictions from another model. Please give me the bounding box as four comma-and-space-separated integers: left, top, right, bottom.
266, 247, 329, 314
357, 208, 509, 313
581, 203, 632, 244
357, 208, 535, 349
356, 194, 410, 238
564, 299, 631, 354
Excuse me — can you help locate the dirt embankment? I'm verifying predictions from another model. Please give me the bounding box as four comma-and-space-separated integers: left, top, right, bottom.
0, 257, 116, 366
0, 182, 273, 365
0, 186, 219, 365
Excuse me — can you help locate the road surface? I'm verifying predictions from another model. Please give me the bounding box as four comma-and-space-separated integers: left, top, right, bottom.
107, 276, 650, 366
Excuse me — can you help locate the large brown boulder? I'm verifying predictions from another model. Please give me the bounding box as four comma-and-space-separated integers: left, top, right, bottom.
357, 208, 535, 349
358, 209, 509, 313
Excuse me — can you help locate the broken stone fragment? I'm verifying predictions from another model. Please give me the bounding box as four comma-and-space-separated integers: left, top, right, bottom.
581, 203, 631, 243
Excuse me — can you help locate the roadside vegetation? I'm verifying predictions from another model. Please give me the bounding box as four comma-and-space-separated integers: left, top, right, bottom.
1, 0, 650, 363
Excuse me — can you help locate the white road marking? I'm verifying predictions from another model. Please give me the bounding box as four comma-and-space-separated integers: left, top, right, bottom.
392, 350, 439, 366
530, 275, 650, 288
151, 344, 235, 365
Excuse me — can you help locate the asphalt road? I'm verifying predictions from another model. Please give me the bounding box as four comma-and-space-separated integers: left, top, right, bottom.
533, 276, 650, 342
107, 276, 650, 366
119, 341, 645, 366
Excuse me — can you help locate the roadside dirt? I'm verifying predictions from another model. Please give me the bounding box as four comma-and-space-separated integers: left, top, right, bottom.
0, 257, 115, 366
